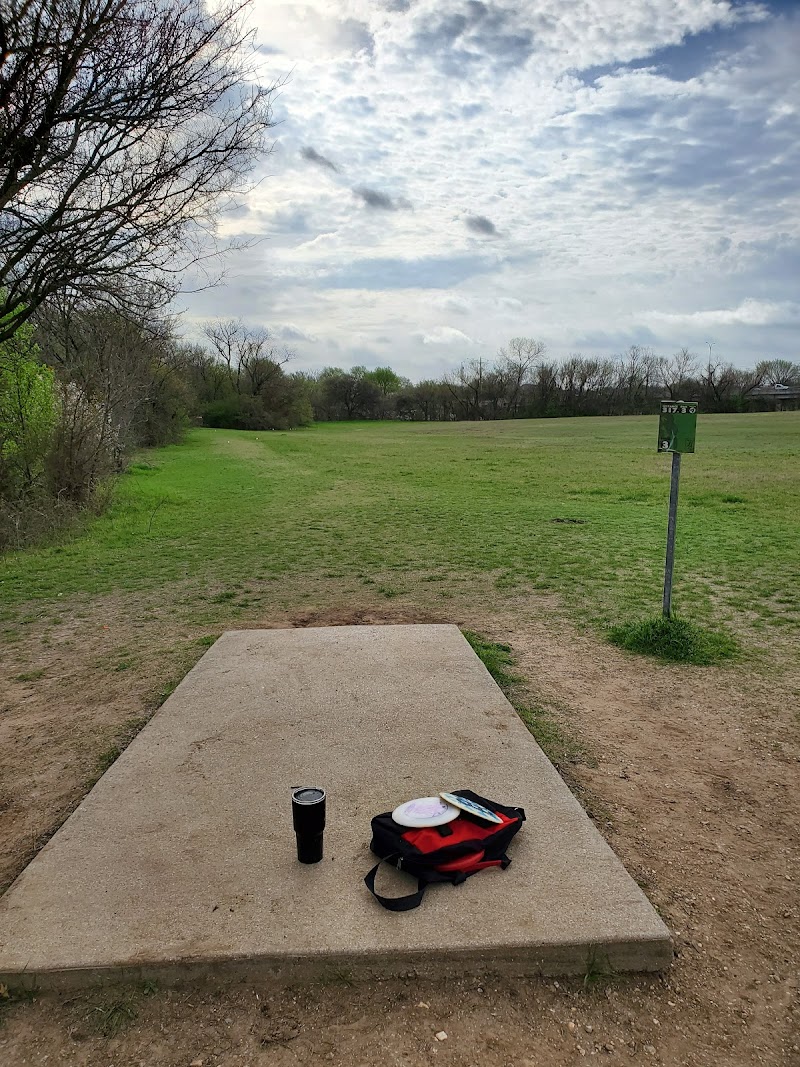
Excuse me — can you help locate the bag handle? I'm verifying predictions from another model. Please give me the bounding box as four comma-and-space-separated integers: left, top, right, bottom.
364, 859, 428, 911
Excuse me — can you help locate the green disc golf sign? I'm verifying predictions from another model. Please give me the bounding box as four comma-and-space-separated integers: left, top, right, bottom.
657, 400, 697, 454
657, 401, 699, 617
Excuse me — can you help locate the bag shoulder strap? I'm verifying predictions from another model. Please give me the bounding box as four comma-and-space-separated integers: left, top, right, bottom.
363, 858, 428, 912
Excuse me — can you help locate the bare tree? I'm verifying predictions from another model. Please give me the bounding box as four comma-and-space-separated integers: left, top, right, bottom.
497, 337, 544, 416
35, 290, 194, 458
697, 359, 762, 410
755, 359, 799, 386
615, 345, 659, 413
660, 347, 699, 399
184, 343, 229, 402
444, 358, 486, 419
202, 320, 290, 396
557, 354, 612, 415
531, 359, 558, 415
0, 0, 276, 341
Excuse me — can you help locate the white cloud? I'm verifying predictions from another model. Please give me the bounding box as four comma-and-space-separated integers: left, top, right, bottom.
277, 323, 318, 342
427, 293, 473, 314
415, 326, 483, 346
649, 299, 800, 328
179, 1, 800, 373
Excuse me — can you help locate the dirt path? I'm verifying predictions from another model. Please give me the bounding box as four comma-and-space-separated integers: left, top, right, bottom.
1, 585, 798, 1066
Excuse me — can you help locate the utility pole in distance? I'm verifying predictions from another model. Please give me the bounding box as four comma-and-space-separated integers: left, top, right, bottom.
657, 401, 698, 618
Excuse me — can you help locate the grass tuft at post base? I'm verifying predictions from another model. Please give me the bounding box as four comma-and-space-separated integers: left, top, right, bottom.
607, 615, 739, 666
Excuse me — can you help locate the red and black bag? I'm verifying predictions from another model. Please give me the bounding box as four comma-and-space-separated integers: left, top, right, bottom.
364, 789, 525, 911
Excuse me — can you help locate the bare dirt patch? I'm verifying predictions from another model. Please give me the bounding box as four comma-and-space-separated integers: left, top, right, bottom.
1, 581, 798, 1066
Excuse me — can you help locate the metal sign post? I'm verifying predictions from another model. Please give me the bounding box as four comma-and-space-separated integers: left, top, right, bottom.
657, 401, 697, 618
662, 452, 681, 618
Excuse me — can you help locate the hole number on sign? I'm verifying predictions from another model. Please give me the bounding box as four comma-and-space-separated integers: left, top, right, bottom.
662, 403, 697, 415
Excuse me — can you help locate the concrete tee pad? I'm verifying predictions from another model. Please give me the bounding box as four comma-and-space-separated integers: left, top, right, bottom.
0, 625, 671, 988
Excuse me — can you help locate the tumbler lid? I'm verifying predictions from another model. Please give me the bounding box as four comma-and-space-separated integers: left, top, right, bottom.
292, 787, 325, 805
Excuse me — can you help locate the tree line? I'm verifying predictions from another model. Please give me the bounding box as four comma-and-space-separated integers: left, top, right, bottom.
173, 327, 799, 426
380, 340, 798, 422
3, 306, 797, 549
187, 329, 798, 426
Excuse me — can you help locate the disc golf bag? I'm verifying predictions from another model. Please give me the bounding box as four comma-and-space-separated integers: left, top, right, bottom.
364, 789, 525, 911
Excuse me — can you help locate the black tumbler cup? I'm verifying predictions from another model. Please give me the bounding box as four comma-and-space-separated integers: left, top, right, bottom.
291, 786, 326, 863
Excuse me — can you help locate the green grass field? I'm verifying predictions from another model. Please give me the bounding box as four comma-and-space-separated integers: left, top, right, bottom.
2, 414, 798, 658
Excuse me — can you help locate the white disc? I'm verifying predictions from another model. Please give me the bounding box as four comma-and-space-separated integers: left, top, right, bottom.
392, 796, 460, 828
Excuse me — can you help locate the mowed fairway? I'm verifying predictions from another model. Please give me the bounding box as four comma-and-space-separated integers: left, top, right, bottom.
3, 413, 798, 657
1, 413, 799, 1066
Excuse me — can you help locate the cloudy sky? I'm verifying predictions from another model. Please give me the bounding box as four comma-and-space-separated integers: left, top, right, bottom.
180, 0, 800, 378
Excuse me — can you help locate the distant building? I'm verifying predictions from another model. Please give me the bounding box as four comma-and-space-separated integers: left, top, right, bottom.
749, 384, 800, 411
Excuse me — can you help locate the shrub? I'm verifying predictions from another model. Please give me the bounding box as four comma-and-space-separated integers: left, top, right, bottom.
0, 321, 57, 502
201, 390, 313, 431
47, 382, 120, 504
